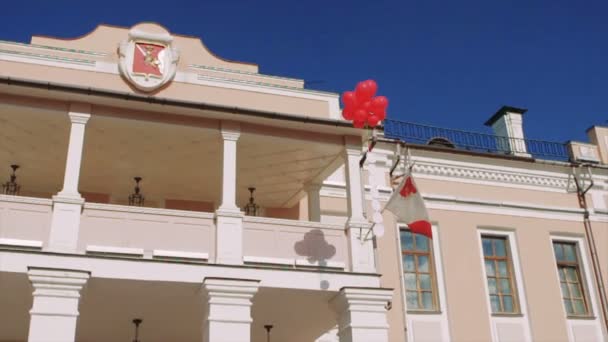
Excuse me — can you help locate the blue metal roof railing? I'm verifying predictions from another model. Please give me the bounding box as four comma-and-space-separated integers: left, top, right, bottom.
383, 119, 570, 161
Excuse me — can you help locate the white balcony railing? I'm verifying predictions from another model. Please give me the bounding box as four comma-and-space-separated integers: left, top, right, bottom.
0, 195, 52, 249
243, 216, 347, 269
0, 196, 349, 271
79, 203, 215, 261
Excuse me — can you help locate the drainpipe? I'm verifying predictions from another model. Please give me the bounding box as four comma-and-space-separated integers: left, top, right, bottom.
572, 165, 608, 332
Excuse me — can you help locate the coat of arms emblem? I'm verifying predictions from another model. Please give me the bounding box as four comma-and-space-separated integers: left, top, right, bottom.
118, 28, 179, 92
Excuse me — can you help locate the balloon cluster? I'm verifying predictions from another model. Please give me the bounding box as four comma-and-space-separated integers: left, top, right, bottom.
341, 80, 388, 128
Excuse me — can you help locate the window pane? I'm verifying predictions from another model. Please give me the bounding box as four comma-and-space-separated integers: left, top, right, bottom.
420, 274, 431, 290
566, 268, 578, 282
406, 291, 419, 309
563, 244, 576, 262
485, 260, 496, 276
494, 239, 506, 257
487, 278, 497, 294
569, 283, 582, 298
415, 234, 429, 251
500, 278, 512, 294
401, 231, 414, 250
554, 243, 564, 261
498, 261, 508, 277
418, 255, 429, 272
561, 283, 570, 298
490, 295, 500, 313
573, 300, 586, 315
421, 292, 433, 309
558, 267, 566, 281
403, 255, 415, 272
404, 273, 417, 290
502, 295, 514, 312
482, 238, 493, 256
564, 299, 574, 315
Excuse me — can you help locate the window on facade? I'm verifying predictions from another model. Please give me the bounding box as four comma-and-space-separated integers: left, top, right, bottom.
553, 241, 590, 317
400, 229, 438, 311
482, 235, 519, 314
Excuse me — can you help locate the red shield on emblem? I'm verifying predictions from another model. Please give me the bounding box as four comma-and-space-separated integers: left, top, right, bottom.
133, 43, 165, 77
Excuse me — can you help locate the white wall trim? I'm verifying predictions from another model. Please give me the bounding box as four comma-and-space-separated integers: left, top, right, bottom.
84, 202, 215, 219
548, 235, 606, 342
86, 245, 144, 257
152, 250, 209, 261
0, 238, 43, 249
396, 224, 451, 342
0, 249, 380, 291
243, 215, 344, 231
476, 229, 533, 342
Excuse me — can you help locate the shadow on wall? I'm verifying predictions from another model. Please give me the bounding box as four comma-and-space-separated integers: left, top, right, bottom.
294, 229, 336, 265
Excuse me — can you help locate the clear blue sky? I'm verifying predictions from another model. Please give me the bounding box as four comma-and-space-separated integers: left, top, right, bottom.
1, 0, 606, 142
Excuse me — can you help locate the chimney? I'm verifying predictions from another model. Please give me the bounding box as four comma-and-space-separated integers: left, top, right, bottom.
586, 125, 608, 164
484, 106, 530, 157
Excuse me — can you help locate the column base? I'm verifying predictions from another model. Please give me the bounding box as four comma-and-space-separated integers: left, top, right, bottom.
215, 209, 244, 265
345, 219, 376, 273
47, 195, 85, 253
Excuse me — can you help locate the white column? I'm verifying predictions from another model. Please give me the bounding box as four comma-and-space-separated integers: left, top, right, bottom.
27, 267, 90, 342
215, 122, 244, 265
305, 183, 322, 222
47, 103, 91, 252
202, 278, 259, 342
330, 287, 393, 342
343, 137, 375, 273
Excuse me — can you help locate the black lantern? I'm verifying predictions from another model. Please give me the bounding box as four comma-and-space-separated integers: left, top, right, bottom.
132, 318, 142, 342
128, 177, 145, 206
2, 164, 20, 195
244, 187, 260, 216
264, 325, 273, 342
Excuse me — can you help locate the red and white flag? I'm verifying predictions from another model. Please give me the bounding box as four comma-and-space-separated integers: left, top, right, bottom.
384, 170, 432, 239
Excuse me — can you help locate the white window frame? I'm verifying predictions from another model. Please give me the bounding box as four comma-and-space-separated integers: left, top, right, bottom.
549, 234, 605, 342
396, 224, 450, 342
477, 228, 532, 342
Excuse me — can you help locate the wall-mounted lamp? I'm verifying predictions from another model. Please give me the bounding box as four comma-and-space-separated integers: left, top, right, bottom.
244, 187, 260, 216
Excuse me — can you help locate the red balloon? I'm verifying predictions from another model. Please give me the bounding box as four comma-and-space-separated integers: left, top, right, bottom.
362, 100, 372, 111
342, 91, 357, 108
375, 108, 386, 120
367, 115, 380, 127
353, 109, 367, 122
353, 120, 365, 128
364, 80, 378, 98
371, 96, 389, 112
342, 107, 354, 120
355, 81, 374, 101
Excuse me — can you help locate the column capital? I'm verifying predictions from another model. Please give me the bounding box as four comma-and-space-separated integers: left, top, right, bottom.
330, 287, 393, 342
304, 182, 323, 192
68, 103, 91, 125
221, 121, 241, 141
202, 277, 260, 297
28, 267, 90, 289
28, 267, 90, 316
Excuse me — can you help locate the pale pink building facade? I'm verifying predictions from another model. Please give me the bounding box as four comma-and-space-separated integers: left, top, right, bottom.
0, 23, 606, 342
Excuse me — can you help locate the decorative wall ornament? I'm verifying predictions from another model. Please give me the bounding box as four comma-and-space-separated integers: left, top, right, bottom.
118, 28, 179, 92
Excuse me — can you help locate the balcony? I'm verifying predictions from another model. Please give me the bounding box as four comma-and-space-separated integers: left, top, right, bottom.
0, 194, 349, 270
0, 101, 359, 272
384, 119, 570, 161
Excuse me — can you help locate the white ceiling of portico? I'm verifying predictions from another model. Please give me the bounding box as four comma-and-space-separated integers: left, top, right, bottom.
0, 104, 344, 208
0, 103, 68, 196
